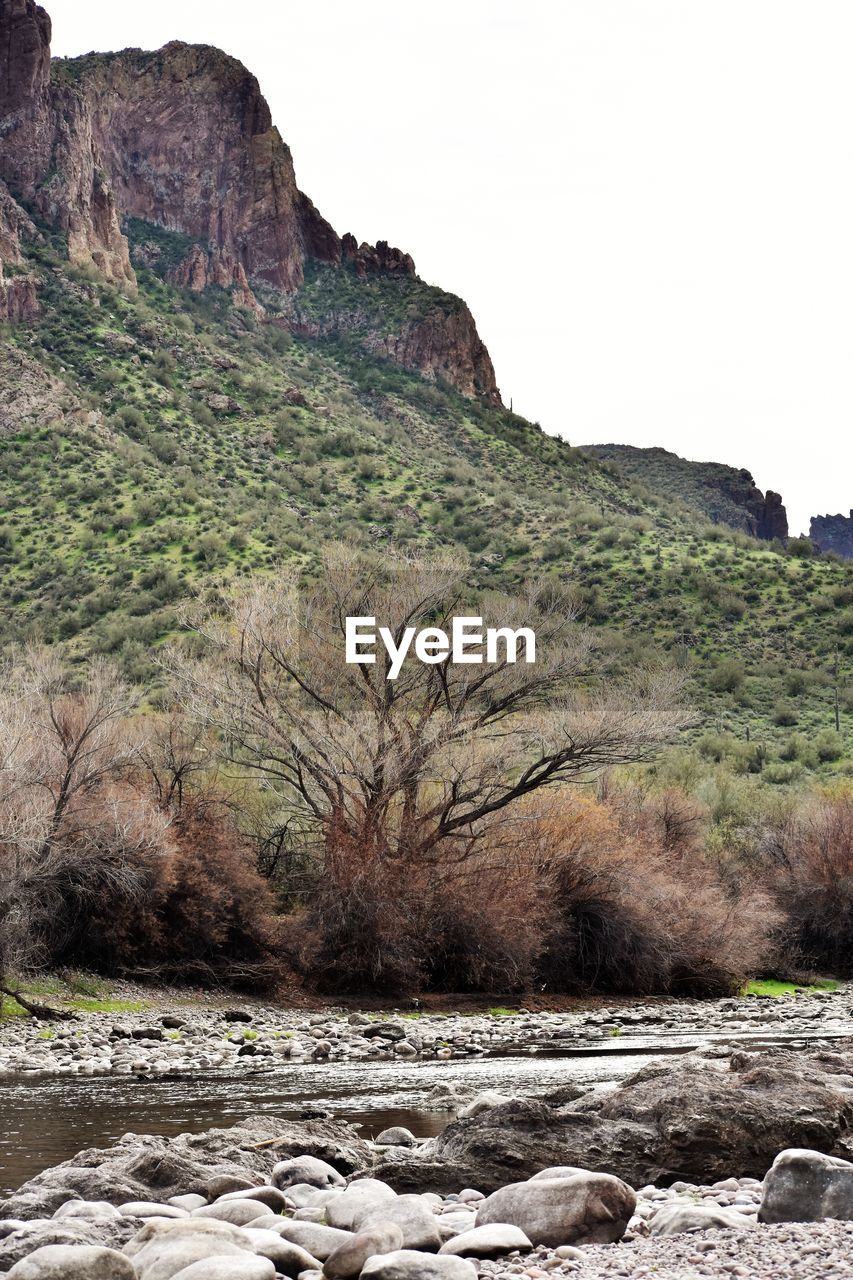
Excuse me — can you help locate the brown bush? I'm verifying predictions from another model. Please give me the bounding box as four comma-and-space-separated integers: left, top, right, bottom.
289, 821, 547, 995
761, 792, 853, 974
523, 794, 776, 996
58, 798, 282, 987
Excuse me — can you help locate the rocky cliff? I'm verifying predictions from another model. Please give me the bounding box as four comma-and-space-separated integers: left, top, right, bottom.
0, 179, 39, 320
810, 511, 853, 559
0, 0, 135, 291
585, 444, 788, 542
0, 0, 500, 402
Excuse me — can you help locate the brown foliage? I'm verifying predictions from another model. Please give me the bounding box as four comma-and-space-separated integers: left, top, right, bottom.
520, 793, 776, 996
761, 793, 853, 974
59, 799, 281, 986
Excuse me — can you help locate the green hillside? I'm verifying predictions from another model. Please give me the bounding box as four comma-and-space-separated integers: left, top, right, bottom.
1, 219, 852, 773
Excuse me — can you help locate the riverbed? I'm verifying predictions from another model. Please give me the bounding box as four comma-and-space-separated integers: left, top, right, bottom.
3, 986, 851, 1196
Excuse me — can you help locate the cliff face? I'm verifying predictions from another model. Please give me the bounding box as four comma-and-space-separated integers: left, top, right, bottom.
0, 0, 135, 291
0, 0, 499, 402
810, 512, 853, 560
73, 43, 339, 295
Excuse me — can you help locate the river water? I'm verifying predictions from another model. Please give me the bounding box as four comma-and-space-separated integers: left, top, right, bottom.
0, 1048, 670, 1196
3, 1019, 851, 1197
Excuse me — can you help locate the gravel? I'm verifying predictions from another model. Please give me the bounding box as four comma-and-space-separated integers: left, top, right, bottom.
1, 986, 851, 1080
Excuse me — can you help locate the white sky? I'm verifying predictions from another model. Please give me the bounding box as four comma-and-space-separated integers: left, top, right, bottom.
49, 1, 853, 536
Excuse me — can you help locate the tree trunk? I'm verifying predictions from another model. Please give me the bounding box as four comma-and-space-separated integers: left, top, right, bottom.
0, 984, 68, 1021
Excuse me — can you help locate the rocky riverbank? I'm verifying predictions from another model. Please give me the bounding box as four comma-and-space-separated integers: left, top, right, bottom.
2, 1082, 853, 1278
1, 986, 851, 1079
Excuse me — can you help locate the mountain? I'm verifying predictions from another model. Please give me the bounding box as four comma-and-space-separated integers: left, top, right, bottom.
0, 0, 498, 402
583, 444, 789, 542
1, 0, 851, 768
811, 512, 853, 561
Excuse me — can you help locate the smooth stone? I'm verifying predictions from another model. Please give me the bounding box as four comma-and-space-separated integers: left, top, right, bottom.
119, 1203, 188, 1219
53, 1201, 122, 1222
360, 1250, 477, 1280
648, 1202, 755, 1236
759, 1148, 853, 1224
191, 1202, 271, 1226
219, 1187, 289, 1213
243, 1229, 321, 1277
7, 1245, 136, 1278
323, 1224, 404, 1279
325, 1182, 397, 1231
132, 1235, 250, 1280
272, 1159, 346, 1192
169, 1258, 275, 1280
375, 1129, 417, 1149
475, 1174, 636, 1246
439, 1224, 533, 1257
359, 1197, 442, 1250
284, 1185, 342, 1210
204, 1175, 262, 1199
252, 1219, 354, 1260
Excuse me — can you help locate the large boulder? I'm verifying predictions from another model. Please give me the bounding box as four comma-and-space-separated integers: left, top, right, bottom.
475, 1173, 635, 1246
759, 1148, 853, 1224
370, 1100, 651, 1194
371, 1050, 853, 1191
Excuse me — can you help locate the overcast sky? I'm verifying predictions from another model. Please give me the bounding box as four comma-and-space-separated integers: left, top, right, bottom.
49, 1, 853, 536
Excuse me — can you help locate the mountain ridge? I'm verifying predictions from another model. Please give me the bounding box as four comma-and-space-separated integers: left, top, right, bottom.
584, 443, 789, 543
0, 0, 500, 403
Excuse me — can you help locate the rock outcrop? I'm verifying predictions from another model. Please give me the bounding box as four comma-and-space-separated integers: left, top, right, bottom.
810, 511, 853, 560
584, 445, 788, 542
168, 243, 264, 317
69, 43, 340, 297
0, 182, 39, 320
0, 264, 38, 321
0, 0, 135, 291
0, 1116, 372, 1221
370, 1049, 853, 1192
0, 0, 500, 401
369, 300, 500, 404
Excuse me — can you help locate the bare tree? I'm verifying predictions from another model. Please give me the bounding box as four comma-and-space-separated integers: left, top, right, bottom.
0, 649, 167, 1011
170, 549, 690, 878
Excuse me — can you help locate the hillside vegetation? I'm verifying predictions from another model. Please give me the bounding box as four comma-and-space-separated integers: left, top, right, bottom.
0, 219, 851, 779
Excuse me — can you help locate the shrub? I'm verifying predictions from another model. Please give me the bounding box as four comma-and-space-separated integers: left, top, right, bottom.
513, 794, 775, 997
58, 800, 281, 987
773, 701, 798, 727
763, 795, 853, 974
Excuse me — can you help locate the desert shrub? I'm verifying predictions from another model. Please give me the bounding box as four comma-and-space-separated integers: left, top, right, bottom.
709, 657, 745, 693
58, 799, 281, 987
523, 795, 776, 996
762, 794, 853, 973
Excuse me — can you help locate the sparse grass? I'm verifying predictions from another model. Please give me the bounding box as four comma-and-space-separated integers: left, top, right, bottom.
743, 978, 840, 998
